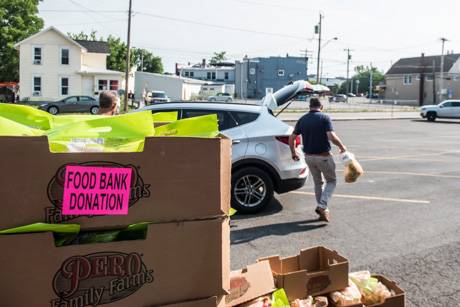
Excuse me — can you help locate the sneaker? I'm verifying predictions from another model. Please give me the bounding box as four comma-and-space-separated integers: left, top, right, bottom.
317, 208, 330, 223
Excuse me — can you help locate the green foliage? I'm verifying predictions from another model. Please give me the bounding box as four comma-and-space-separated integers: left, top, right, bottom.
0, 0, 44, 82
132, 48, 163, 73
210, 51, 227, 65
339, 65, 384, 94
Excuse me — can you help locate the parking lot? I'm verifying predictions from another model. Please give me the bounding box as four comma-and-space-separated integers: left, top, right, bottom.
230, 118, 460, 307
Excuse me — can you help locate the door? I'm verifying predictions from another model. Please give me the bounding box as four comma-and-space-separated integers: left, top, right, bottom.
452, 101, 460, 117
78, 96, 96, 112
438, 101, 454, 117
83, 78, 94, 97
181, 109, 249, 162
61, 96, 80, 113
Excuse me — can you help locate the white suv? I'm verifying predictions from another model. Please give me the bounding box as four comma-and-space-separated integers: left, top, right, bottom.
421, 100, 460, 121
208, 93, 233, 103
141, 82, 310, 213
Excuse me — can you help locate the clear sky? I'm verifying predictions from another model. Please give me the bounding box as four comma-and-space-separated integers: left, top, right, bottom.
38, 0, 460, 78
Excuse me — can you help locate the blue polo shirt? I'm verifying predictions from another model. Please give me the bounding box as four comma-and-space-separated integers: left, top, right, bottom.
294, 110, 334, 154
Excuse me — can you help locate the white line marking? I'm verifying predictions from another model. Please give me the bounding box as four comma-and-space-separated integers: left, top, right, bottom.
291, 191, 430, 204
335, 170, 460, 179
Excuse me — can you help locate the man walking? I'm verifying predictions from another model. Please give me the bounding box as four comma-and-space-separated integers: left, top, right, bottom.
289, 98, 347, 222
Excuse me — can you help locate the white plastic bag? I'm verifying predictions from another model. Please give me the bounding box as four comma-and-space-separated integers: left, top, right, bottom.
340, 151, 364, 183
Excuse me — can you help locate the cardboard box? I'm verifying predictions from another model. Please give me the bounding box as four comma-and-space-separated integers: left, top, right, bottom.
226, 261, 276, 306
0, 218, 229, 307
260, 246, 349, 301
0, 136, 231, 229
163, 296, 225, 307
329, 275, 405, 307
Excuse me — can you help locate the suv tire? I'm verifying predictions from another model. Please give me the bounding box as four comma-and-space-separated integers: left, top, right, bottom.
231, 167, 274, 213
427, 112, 436, 122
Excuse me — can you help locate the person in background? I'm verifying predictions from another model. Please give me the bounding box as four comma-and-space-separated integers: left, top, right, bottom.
289, 97, 347, 222
98, 91, 118, 115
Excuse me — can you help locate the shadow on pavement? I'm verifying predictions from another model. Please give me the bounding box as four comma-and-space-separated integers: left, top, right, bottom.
231, 219, 327, 245
231, 198, 284, 221
412, 119, 460, 125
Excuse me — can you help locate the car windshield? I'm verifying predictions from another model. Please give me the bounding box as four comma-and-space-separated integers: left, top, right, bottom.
152, 92, 166, 98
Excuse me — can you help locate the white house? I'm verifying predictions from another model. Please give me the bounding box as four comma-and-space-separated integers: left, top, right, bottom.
14, 26, 123, 101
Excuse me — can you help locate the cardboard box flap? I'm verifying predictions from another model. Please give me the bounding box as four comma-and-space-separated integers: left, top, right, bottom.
163, 296, 225, 307
226, 261, 276, 306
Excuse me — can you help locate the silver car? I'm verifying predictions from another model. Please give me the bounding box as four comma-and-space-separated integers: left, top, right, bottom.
208, 92, 233, 103
38, 96, 99, 115
141, 81, 310, 213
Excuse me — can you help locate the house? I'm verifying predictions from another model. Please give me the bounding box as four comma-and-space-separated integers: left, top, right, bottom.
14, 26, 123, 101
135, 71, 222, 101
235, 56, 308, 99
384, 53, 460, 105
176, 60, 235, 84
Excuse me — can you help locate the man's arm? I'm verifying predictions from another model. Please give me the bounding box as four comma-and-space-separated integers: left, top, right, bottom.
289, 133, 300, 161
327, 131, 347, 153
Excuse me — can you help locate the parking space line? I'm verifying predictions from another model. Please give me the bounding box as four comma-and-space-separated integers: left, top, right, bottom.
359, 150, 460, 162
291, 191, 430, 204
341, 170, 460, 179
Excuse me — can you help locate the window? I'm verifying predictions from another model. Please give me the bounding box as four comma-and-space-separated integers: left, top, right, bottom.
33, 47, 42, 65
190, 71, 194, 77
61, 48, 69, 65
184, 71, 189, 77
33, 76, 41, 95
277, 69, 285, 77
452, 102, 460, 107
98, 80, 108, 91
230, 111, 259, 126
454, 76, 460, 81
426, 75, 434, 81
207, 72, 211, 79
80, 96, 95, 104
249, 68, 256, 75
403, 75, 412, 85
63, 96, 78, 104
182, 109, 237, 131
61, 77, 69, 96
151, 109, 180, 121
442, 101, 452, 107
225, 72, 229, 80
110, 80, 119, 91
212, 72, 216, 80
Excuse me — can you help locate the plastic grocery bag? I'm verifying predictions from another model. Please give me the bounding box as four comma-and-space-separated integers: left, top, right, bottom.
349, 271, 392, 305
0, 116, 45, 136
330, 279, 362, 306
152, 111, 179, 122
154, 114, 219, 138
0, 103, 52, 130
46, 111, 155, 152
51, 114, 105, 128
271, 289, 290, 307
340, 151, 364, 183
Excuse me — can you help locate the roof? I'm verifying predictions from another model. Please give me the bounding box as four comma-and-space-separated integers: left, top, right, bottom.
135, 71, 220, 85
386, 53, 460, 75
75, 40, 110, 54
14, 26, 86, 50
78, 66, 123, 75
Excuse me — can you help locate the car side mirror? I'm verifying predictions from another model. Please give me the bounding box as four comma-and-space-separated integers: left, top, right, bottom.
439, 105, 444, 108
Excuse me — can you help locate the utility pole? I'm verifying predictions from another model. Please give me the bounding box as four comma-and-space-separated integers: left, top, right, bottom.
369, 62, 373, 101
439, 37, 448, 102
419, 53, 425, 106
316, 13, 323, 84
140, 50, 144, 71
432, 58, 437, 105
123, 0, 133, 112
344, 49, 352, 93
320, 60, 324, 84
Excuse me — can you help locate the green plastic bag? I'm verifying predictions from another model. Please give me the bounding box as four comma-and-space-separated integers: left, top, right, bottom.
0, 223, 80, 235
271, 289, 290, 307
154, 114, 219, 138
152, 111, 178, 122
0, 103, 52, 130
0, 116, 45, 136
46, 111, 155, 152
51, 114, 105, 128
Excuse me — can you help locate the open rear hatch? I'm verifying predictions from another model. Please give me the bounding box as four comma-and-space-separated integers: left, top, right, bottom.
261, 80, 314, 116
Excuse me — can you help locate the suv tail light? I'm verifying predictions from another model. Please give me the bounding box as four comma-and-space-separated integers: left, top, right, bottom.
275, 135, 301, 148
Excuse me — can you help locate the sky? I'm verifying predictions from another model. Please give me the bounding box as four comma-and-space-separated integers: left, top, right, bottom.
38, 0, 460, 78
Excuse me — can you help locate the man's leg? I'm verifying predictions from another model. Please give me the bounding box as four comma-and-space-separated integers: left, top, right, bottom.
317, 156, 337, 209
305, 156, 324, 205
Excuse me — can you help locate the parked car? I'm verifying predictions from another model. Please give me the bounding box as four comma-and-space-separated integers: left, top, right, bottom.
347, 93, 356, 97
420, 100, 460, 121
208, 92, 233, 103
329, 94, 348, 103
38, 96, 99, 115
145, 91, 170, 104
366, 93, 379, 99
140, 81, 311, 213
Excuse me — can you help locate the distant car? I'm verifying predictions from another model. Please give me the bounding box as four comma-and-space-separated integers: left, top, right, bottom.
366, 93, 380, 99
38, 96, 99, 115
145, 91, 170, 104
347, 93, 356, 97
208, 92, 233, 103
420, 100, 460, 122
329, 94, 348, 103
0, 87, 15, 103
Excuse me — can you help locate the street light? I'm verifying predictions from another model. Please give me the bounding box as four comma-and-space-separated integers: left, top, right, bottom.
319, 37, 338, 83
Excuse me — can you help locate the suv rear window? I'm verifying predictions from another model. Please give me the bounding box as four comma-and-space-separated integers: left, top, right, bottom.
230, 111, 259, 126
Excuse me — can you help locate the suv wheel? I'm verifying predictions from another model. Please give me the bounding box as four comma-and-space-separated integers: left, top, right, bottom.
231, 167, 274, 213
427, 112, 436, 122
48, 106, 59, 115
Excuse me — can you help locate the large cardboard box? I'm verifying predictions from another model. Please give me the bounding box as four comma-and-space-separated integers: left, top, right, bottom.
163, 296, 225, 307
226, 261, 276, 306
0, 218, 229, 307
0, 136, 231, 229
260, 246, 349, 301
329, 275, 405, 307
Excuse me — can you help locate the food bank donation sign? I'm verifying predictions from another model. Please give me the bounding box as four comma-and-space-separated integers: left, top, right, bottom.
62, 165, 132, 216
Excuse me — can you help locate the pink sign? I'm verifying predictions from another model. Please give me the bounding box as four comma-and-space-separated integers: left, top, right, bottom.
62, 165, 132, 216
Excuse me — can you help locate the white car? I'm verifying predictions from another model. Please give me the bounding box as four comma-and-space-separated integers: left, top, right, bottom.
208, 93, 233, 103
141, 81, 311, 213
420, 100, 460, 121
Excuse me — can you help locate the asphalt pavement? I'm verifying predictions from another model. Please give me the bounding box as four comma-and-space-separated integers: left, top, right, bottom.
230, 118, 460, 307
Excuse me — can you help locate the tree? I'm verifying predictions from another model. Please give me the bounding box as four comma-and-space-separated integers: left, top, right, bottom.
0, 0, 44, 82
210, 51, 227, 65
132, 48, 163, 73
339, 65, 384, 94
68, 30, 99, 41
